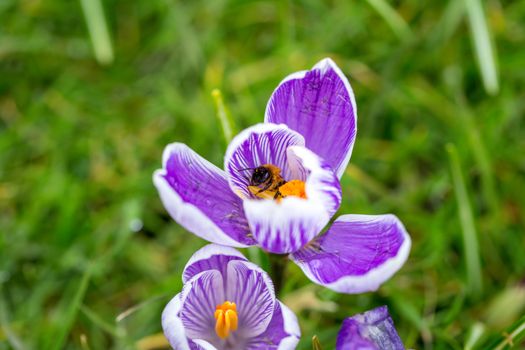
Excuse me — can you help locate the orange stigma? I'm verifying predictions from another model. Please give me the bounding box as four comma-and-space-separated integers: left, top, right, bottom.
214, 301, 238, 339
278, 180, 307, 199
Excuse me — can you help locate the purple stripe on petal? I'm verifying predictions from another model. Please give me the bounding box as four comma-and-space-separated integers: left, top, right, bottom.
265, 58, 357, 178
225, 260, 276, 338
244, 196, 330, 254
336, 306, 405, 350
224, 124, 305, 198
153, 143, 255, 247
182, 244, 247, 283
244, 302, 300, 350
161, 293, 216, 350
291, 214, 411, 294
180, 270, 225, 341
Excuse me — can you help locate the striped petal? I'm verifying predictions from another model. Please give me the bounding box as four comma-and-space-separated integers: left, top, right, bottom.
245, 301, 301, 350
182, 244, 247, 283
179, 270, 225, 341
154, 143, 255, 247
244, 146, 341, 254
224, 123, 305, 199
162, 294, 212, 350
291, 214, 411, 293
336, 306, 405, 350
265, 58, 357, 178
225, 260, 276, 338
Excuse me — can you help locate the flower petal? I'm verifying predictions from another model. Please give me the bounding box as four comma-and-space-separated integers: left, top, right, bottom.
153, 143, 255, 247
225, 260, 276, 338
191, 340, 217, 350
162, 294, 211, 350
183, 244, 248, 283
265, 58, 357, 178
245, 301, 301, 350
336, 306, 405, 350
224, 123, 305, 198
244, 146, 341, 254
291, 214, 411, 293
162, 293, 192, 350
287, 146, 342, 217
180, 270, 225, 341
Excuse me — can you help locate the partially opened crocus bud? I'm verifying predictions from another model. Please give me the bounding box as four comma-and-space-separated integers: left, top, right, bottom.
336, 306, 405, 350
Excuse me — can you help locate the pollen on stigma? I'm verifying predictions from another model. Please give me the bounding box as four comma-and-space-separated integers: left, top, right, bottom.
214, 301, 238, 339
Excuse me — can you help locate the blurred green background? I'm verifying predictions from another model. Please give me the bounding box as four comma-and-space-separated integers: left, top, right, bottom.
1, 0, 525, 349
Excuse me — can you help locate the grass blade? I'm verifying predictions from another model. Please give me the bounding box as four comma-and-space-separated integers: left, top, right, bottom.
47, 266, 92, 350
365, 0, 413, 41
465, 322, 485, 350
429, 0, 465, 45
211, 89, 236, 145
80, 305, 121, 338
464, 0, 499, 95
116, 294, 167, 323
493, 318, 525, 350
79, 0, 114, 65
0, 291, 26, 350
446, 144, 482, 297
312, 335, 324, 350
480, 314, 525, 349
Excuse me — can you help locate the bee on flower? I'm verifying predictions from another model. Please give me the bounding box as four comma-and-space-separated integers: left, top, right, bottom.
154, 58, 411, 294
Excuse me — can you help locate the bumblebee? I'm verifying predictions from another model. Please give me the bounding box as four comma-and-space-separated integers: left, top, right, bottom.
246, 164, 287, 200
242, 164, 308, 201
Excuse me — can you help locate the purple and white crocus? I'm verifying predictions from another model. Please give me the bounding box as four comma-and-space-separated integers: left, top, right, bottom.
162, 244, 300, 349
154, 58, 411, 293
336, 306, 405, 350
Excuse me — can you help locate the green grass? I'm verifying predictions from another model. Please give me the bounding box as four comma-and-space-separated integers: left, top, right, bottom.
1, 0, 525, 349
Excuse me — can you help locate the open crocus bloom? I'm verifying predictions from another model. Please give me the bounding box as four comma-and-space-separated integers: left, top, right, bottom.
336, 306, 405, 350
154, 58, 411, 293
162, 244, 300, 350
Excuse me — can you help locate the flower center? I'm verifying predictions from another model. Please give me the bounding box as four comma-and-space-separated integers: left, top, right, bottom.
214, 301, 238, 339
246, 164, 307, 201
278, 179, 307, 199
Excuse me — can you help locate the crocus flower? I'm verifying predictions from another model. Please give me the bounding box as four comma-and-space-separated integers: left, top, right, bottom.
162, 244, 300, 349
336, 306, 405, 350
154, 58, 411, 293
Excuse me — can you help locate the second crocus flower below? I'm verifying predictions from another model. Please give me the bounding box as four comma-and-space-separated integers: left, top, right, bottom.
336, 306, 405, 350
162, 244, 300, 350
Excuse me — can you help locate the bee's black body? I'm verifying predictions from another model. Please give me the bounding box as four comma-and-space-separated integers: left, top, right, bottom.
248, 165, 286, 198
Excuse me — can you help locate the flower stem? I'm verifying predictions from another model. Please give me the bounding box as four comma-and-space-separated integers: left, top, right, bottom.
268, 253, 288, 296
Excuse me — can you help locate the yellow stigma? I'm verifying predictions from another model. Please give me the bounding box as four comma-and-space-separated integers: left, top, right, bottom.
278, 180, 307, 199
214, 301, 238, 339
